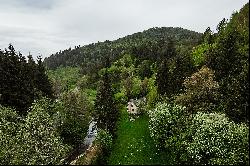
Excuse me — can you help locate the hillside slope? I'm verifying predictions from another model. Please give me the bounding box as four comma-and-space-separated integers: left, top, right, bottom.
44, 27, 202, 71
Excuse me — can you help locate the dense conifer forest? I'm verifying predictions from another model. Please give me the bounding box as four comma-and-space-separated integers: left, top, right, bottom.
0, 2, 249, 165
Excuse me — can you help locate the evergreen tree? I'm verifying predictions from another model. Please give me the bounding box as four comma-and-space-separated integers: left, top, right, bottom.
156, 39, 177, 96
34, 55, 54, 99
156, 59, 170, 96
0, 44, 33, 114
0, 45, 54, 115
94, 57, 118, 135
202, 27, 214, 44
205, 5, 249, 122
170, 54, 194, 95
216, 18, 227, 33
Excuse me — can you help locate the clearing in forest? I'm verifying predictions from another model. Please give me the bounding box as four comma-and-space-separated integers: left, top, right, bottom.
108, 107, 173, 165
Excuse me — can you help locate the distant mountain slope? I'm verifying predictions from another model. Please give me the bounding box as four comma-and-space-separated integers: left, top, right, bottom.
44, 27, 202, 70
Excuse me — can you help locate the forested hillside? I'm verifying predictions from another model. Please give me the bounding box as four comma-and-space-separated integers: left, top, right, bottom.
0, 2, 249, 165
44, 27, 201, 70
44, 27, 202, 88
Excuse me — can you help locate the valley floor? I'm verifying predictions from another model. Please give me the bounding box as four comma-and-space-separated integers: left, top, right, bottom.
108, 107, 173, 165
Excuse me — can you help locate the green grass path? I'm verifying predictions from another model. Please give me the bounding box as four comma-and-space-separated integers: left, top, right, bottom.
108, 107, 173, 165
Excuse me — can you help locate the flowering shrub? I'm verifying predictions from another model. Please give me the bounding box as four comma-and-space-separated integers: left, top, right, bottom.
186, 112, 249, 165
94, 129, 113, 164
95, 129, 112, 152
0, 106, 20, 165
175, 66, 219, 113
148, 102, 186, 148
0, 99, 70, 165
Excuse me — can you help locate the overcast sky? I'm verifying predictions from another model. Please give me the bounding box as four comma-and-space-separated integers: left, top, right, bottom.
0, 0, 248, 58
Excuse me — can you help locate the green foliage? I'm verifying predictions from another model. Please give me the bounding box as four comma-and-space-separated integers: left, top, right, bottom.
122, 76, 133, 99
191, 43, 210, 67
59, 88, 91, 147
156, 59, 170, 96
94, 70, 118, 135
95, 129, 113, 153
83, 88, 97, 106
204, 3, 249, 122
0, 105, 20, 165
47, 66, 81, 96
175, 66, 219, 113
92, 129, 113, 165
148, 102, 186, 149
131, 77, 142, 98
44, 27, 202, 71
169, 54, 195, 94
137, 60, 153, 79
77, 75, 90, 90
0, 100, 70, 165
186, 112, 249, 165
114, 92, 128, 105
135, 98, 147, 115
116, 54, 134, 68
146, 76, 158, 109
35, 56, 54, 99
0, 45, 53, 115
202, 27, 215, 44
155, 39, 194, 96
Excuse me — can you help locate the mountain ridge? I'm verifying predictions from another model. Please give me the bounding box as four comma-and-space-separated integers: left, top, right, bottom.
44, 26, 202, 70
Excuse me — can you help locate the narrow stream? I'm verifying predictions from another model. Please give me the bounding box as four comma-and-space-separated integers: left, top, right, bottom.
63, 119, 98, 164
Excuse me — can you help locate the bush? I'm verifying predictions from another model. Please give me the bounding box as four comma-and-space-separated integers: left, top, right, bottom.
16, 102, 70, 165
95, 129, 113, 152
0, 100, 70, 165
186, 112, 249, 165
0, 106, 20, 165
135, 97, 147, 115
94, 129, 113, 164
148, 102, 186, 148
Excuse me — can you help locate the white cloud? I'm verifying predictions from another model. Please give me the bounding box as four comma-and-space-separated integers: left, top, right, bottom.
0, 0, 248, 58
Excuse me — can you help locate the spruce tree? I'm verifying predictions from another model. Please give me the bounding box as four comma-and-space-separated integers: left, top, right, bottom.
156, 39, 177, 96
156, 59, 170, 96
94, 57, 118, 135
0, 44, 33, 114
0, 45, 54, 115
34, 56, 54, 99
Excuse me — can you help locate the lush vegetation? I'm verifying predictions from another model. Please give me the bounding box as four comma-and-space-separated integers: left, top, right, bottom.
0, 2, 249, 165
0, 99, 70, 165
0, 46, 53, 115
